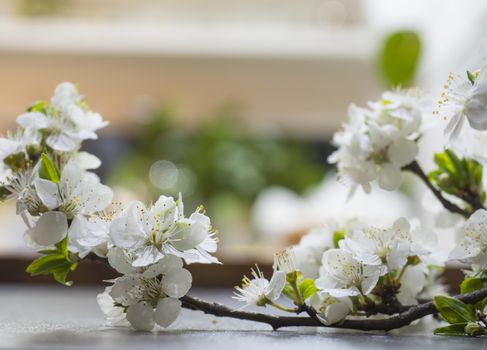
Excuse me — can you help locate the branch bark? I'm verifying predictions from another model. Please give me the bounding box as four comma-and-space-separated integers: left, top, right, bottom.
403, 160, 472, 218
181, 288, 487, 331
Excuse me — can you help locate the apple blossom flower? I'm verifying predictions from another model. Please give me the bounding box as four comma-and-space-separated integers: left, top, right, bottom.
439, 68, 487, 145
109, 195, 215, 267
449, 209, 487, 271
68, 215, 111, 258
100, 255, 192, 331
233, 266, 286, 307
16, 82, 108, 152
315, 249, 382, 297
309, 291, 352, 325
26, 160, 113, 246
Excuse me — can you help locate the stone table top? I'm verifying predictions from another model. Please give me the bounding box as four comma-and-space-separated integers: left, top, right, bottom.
0, 285, 485, 349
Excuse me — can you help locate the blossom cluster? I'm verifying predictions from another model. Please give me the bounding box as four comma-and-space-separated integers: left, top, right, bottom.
234, 218, 442, 325
0, 83, 219, 331
329, 89, 427, 194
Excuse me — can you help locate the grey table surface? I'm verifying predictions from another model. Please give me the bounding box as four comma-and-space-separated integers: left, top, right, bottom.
0, 285, 486, 350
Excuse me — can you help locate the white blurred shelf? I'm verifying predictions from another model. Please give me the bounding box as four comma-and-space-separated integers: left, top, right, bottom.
0, 19, 376, 59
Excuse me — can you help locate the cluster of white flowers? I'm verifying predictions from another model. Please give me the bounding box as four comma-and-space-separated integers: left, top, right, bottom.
235, 217, 441, 325
329, 89, 427, 194
317, 218, 438, 305
0, 83, 220, 331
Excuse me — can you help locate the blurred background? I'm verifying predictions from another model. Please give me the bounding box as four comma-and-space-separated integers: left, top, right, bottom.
0, 0, 487, 287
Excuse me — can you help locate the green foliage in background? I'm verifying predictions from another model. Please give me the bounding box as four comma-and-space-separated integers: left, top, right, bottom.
379, 31, 421, 88
109, 105, 325, 217
16, 0, 66, 17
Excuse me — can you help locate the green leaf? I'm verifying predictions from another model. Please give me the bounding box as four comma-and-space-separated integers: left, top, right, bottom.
333, 230, 345, 248
434, 296, 476, 324
460, 277, 486, 294
298, 278, 318, 300
434, 152, 455, 175
55, 236, 69, 257
379, 31, 421, 87
53, 267, 76, 286
27, 100, 49, 114
433, 323, 468, 336
39, 153, 60, 183
26, 254, 72, 276
445, 150, 467, 181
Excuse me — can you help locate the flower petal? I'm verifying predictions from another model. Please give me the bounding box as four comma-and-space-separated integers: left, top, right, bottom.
161, 268, 192, 298
34, 178, 61, 210
388, 139, 418, 166
29, 211, 68, 246
154, 297, 181, 328
378, 163, 402, 191
126, 302, 155, 331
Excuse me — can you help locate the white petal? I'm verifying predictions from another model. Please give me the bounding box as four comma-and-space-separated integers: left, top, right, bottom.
29, 211, 68, 246
132, 246, 165, 267
107, 247, 135, 275
126, 302, 155, 331
16, 112, 48, 129
388, 139, 418, 166
154, 298, 181, 328
265, 271, 285, 302
46, 133, 79, 152
34, 178, 61, 210
72, 152, 102, 170
109, 203, 146, 249
324, 302, 350, 325
161, 268, 192, 298
378, 164, 402, 191
171, 213, 209, 251
361, 273, 380, 295
142, 255, 183, 278
97, 287, 126, 325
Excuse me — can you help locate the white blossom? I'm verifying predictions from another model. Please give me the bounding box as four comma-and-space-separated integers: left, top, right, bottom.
26, 161, 113, 246
16, 82, 108, 152
315, 249, 382, 297
233, 267, 285, 307
449, 209, 487, 271
109, 195, 215, 267
329, 89, 425, 193
102, 255, 191, 331
68, 215, 111, 258
439, 68, 487, 145
339, 218, 436, 273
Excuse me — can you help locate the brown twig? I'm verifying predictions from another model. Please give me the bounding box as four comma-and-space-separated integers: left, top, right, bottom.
181, 288, 487, 331
86, 253, 487, 331
403, 160, 472, 218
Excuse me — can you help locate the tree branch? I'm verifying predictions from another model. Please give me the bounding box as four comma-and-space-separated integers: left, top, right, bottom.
181, 288, 487, 331
403, 160, 471, 218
